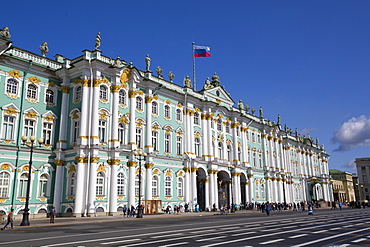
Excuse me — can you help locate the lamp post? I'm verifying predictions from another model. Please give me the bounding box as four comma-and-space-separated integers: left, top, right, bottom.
20, 135, 44, 226
280, 172, 286, 209
133, 149, 147, 218
228, 164, 235, 213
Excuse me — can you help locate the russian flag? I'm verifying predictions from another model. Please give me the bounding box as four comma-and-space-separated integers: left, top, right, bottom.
194, 45, 211, 57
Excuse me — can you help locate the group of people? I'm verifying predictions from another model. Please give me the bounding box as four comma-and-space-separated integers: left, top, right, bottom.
122, 205, 138, 217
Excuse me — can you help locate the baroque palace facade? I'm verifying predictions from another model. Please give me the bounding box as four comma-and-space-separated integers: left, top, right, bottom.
0, 30, 333, 217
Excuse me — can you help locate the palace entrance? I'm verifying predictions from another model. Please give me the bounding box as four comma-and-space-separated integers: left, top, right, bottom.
196, 168, 207, 211
217, 171, 230, 208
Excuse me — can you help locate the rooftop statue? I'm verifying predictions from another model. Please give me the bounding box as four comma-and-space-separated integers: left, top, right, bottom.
245, 104, 250, 113
39, 41, 49, 57
277, 114, 281, 125
168, 71, 175, 82
0, 26, 11, 39
251, 107, 255, 115
203, 77, 213, 90
145, 54, 151, 72
111, 56, 124, 68
211, 72, 220, 87
94, 32, 101, 51
156, 66, 163, 78
183, 75, 192, 88
259, 106, 263, 118
238, 100, 244, 110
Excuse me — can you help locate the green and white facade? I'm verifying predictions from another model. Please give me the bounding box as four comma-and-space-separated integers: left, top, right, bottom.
0, 34, 333, 217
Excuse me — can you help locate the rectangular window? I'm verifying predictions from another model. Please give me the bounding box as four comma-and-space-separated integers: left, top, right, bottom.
165, 133, 171, 153
2, 116, 15, 140
176, 136, 182, 155
38, 180, 48, 197
72, 121, 79, 143
152, 131, 158, 151
363, 175, 368, 182
23, 119, 35, 137
42, 122, 53, 145
98, 120, 107, 143
152, 179, 158, 197
136, 128, 142, 148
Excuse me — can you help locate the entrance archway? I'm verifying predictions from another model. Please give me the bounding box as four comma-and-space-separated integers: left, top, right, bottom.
196, 168, 207, 211
217, 171, 231, 208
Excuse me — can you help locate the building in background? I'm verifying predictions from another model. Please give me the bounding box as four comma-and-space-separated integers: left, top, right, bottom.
0, 28, 333, 217
355, 157, 370, 202
329, 169, 356, 202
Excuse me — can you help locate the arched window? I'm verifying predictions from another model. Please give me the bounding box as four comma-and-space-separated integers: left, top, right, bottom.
135, 174, 143, 197
164, 105, 170, 118
136, 97, 143, 110
176, 109, 182, 121
2, 115, 15, 140
117, 172, 125, 196
119, 89, 126, 105
27, 84, 38, 99
18, 173, 28, 197
255, 181, 259, 199
252, 132, 256, 142
38, 174, 49, 197
71, 119, 80, 143
238, 146, 241, 161
218, 142, 223, 160
253, 151, 257, 167
194, 138, 201, 157
217, 119, 222, 131
152, 101, 158, 115
6, 78, 18, 95
0, 172, 10, 198
259, 153, 263, 168
99, 85, 108, 100
118, 123, 125, 145
164, 133, 171, 153
75, 86, 82, 100
96, 172, 105, 196
45, 89, 54, 104
257, 133, 261, 143
194, 112, 199, 125
152, 176, 159, 196
177, 177, 184, 197
261, 184, 265, 198
227, 145, 232, 161
165, 176, 172, 197
67, 172, 76, 196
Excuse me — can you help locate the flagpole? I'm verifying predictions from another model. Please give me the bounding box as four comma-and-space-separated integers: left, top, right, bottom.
192, 42, 196, 91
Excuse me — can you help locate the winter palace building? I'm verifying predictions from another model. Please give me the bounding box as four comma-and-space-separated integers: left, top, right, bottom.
0, 29, 333, 217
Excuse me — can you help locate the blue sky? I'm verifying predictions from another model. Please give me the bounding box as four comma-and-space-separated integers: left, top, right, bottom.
2, 0, 369, 173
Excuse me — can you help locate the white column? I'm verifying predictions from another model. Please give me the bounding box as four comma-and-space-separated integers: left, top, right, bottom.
52, 161, 64, 213
73, 160, 86, 216
201, 113, 209, 159
79, 78, 91, 145
145, 163, 153, 201
248, 176, 254, 202
57, 84, 70, 149
87, 161, 97, 216
128, 162, 136, 208
205, 177, 210, 210
90, 78, 101, 146
184, 167, 191, 205
189, 111, 195, 154
207, 113, 214, 159
128, 90, 137, 147
208, 170, 215, 209
191, 168, 198, 211
110, 85, 120, 147
108, 160, 118, 215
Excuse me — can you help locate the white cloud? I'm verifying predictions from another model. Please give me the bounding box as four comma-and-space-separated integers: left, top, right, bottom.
341, 160, 356, 172
332, 115, 370, 151
300, 128, 317, 137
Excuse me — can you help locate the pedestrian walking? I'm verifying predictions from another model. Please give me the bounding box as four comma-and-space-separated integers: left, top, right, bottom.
130, 205, 135, 217
123, 205, 127, 217
265, 202, 271, 216
49, 207, 56, 223
1, 209, 14, 230
338, 202, 343, 210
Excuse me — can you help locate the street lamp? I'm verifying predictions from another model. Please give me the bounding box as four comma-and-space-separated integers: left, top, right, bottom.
133, 149, 147, 218
228, 164, 235, 213
20, 135, 44, 226
280, 172, 287, 209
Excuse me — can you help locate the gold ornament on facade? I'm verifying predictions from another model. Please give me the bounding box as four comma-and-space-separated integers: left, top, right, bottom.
183, 167, 190, 173
96, 196, 105, 200
216, 99, 221, 105
4, 107, 17, 115
25, 112, 37, 119
91, 157, 100, 163
165, 99, 171, 105
66, 196, 74, 201
8, 70, 21, 78
107, 159, 120, 166
67, 165, 75, 174
28, 76, 40, 84
118, 116, 129, 124
48, 81, 56, 87
145, 96, 153, 103
177, 103, 182, 107
194, 132, 201, 138
60, 86, 70, 94
72, 78, 82, 84
127, 161, 138, 167
75, 156, 85, 163
44, 115, 54, 122
99, 111, 108, 120
54, 160, 65, 166
128, 90, 136, 98
0, 164, 10, 170
96, 163, 106, 172
120, 68, 131, 84
190, 168, 198, 173
226, 139, 232, 145
195, 107, 200, 112
110, 85, 121, 93
23, 165, 31, 171
144, 163, 154, 169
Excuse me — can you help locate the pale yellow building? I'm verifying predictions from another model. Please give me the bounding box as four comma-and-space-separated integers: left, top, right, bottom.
329, 169, 356, 202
